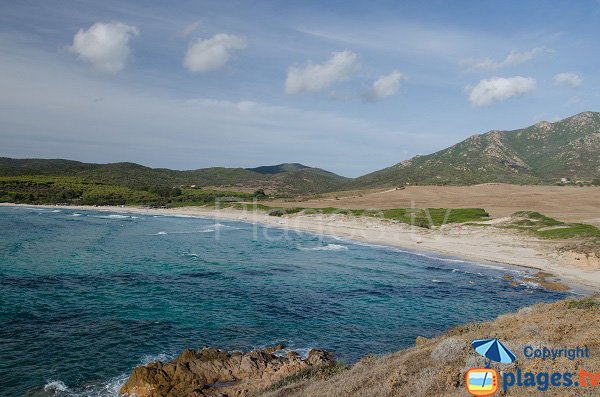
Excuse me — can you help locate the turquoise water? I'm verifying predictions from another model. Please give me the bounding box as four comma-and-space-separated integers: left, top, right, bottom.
0, 206, 568, 396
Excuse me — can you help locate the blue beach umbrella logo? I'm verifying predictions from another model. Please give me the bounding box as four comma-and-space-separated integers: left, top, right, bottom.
466, 338, 516, 396
472, 338, 517, 366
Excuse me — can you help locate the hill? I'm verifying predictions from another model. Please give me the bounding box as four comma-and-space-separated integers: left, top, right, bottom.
0, 158, 349, 195
2, 111, 599, 196
247, 163, 310, 174
346, 111, 600, 188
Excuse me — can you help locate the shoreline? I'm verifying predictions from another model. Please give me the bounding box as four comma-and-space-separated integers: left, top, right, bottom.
2, 202, 599, 294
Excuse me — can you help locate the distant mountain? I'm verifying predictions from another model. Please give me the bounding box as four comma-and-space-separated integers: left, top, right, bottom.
2, 111, 598, 195
0, 159, 349, 195
247, 163, 310, 174
347, 111, 600, 188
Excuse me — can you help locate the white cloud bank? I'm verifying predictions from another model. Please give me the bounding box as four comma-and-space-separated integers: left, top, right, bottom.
553, 72, 582, 88
183, 33, 247, 73
285, 50, 359, 95
460, 47, 547, 70
467, 76, 536, 107
366, 70, 406, 101
69, 22, 139, 73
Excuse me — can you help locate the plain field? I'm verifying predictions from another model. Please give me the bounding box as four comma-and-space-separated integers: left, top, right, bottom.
273, 184, 600, 226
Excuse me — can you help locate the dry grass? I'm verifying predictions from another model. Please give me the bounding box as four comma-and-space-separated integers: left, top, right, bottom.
261, 296, 600, 397
270, 184, 600, 227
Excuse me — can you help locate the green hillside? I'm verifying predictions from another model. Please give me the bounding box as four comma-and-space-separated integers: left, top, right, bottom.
0, 159, 349, 195
1, 111, 598, 199
346, 111, 600, 188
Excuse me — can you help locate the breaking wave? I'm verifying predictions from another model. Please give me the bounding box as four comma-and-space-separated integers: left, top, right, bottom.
299, 243, 349, 251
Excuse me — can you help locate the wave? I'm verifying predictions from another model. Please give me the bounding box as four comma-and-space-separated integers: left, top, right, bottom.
91, 214, 138, 219
153, 229, 214, 235
71, 213, 83, 217
299, 243, 349, 251
37, 353, 173, 397
274, 346, 312, 359
252, 340, 313, 359
44, 380, 68, 392
140, 352, 173, 364
329, 236, 472, 263
26, 208, 61, 213
519, 280, 542, 290
213, 223, 240, 229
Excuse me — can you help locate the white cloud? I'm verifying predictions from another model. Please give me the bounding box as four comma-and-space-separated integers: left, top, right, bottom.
366, 70, 406, 101
460, 47, 548, 70
180, 21, 201, 38
183, 33, 247, 73
466, 76, 536, 107
69, 22, 139, 73
553, 72, 582, 88
0, 42, 400, 176
285, 50, 359, 95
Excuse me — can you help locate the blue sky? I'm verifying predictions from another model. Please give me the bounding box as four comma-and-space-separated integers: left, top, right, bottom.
0, 0, 598, 176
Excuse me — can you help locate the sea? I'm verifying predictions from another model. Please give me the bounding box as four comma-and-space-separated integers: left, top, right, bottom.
0, 206, 570, 396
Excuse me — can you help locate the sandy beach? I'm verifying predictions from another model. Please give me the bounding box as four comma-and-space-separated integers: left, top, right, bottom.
4, 202, 599, 293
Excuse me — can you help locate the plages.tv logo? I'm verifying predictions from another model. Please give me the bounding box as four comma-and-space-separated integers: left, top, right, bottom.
465, 338, 516, 396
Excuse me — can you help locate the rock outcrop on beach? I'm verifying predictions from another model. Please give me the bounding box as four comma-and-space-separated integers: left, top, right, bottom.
119, 345, 334, 397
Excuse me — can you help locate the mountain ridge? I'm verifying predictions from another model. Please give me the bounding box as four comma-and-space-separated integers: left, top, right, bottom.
1, 111, 599, 193
0, 158, 349, 195
346, 111, 600, 188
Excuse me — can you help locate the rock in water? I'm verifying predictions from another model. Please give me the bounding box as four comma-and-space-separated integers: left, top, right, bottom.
119, 346, 335, 397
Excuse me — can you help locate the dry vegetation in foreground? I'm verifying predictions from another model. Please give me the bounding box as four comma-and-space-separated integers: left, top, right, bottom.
260, 296, 600, 397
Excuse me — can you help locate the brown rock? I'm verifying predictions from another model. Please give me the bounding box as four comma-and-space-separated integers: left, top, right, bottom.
262, 344, 285, 354
306, 349, 335, 366
119, 345, 335, 397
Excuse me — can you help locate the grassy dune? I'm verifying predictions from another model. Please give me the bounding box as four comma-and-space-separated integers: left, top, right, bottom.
229, 203, 490, 228
508, 211, 600, 239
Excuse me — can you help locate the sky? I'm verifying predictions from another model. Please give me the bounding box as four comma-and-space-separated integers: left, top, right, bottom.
0, 1, 599, 177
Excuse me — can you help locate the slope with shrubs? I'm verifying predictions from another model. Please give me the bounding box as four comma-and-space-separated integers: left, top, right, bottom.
0, 159, 349, 195
261, 296, 600, 397
347, 111, 600, 188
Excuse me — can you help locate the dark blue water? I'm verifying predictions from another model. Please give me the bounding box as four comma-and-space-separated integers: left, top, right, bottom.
0, 206, 568, 396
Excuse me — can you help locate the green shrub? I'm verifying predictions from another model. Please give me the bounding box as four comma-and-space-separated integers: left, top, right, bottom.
567, 297, 599, 309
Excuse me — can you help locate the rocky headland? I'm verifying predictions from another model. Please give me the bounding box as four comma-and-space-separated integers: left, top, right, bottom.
119, 345, 335, 397
120, 295, 599, 397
